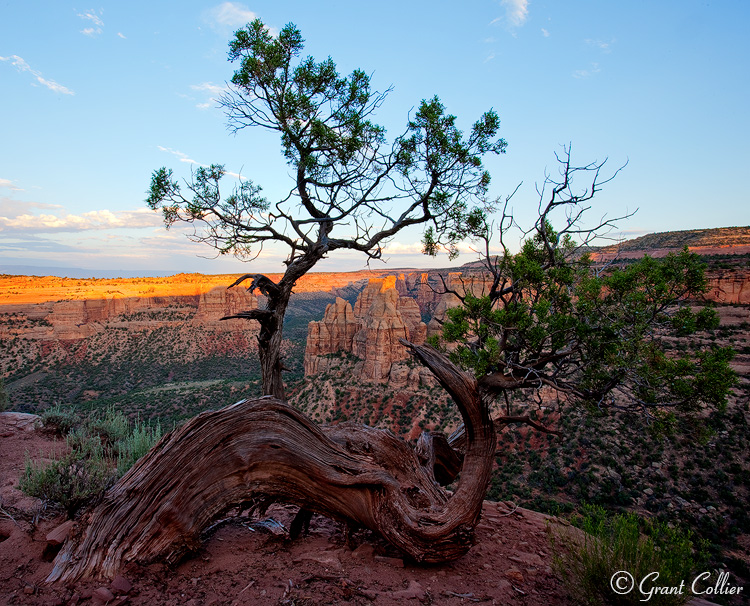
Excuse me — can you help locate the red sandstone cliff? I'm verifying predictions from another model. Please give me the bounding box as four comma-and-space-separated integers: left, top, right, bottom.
305, 277, 428, 382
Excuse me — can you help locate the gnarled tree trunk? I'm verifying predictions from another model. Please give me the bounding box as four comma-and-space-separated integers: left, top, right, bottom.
47, 342, 494, 583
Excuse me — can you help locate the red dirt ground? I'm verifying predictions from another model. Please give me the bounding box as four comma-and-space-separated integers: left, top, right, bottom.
0, 413, 576, 605
0, 413, 716, 606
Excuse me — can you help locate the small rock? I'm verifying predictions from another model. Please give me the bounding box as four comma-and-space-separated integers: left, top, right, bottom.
293, 551, 342, 570
606, 468, 622, 483
351, 543, 375, 560
92, 586, 115, 605
505, 568, 524, 584
23, 584, 36, 595
46, 520, 75, 546
68, 592, 81, 605
110, 575, 132, 594
699, 508, 708, 515
643, 488, 654, 496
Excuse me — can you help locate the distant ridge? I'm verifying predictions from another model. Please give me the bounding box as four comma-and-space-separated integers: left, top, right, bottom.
596, 226, 750, 253
0, 265, 175, 279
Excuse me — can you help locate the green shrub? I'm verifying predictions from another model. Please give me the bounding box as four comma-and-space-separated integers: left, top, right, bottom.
0, 376, 9, 412
40, 403, 81, 435
551, 505, 706, 606
20, 408, 163, 516
19, 437, 116, 518
115, 418, 163, 476
87, 405, 130, 446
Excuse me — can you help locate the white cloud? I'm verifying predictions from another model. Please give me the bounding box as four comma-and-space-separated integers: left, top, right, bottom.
208, 2, 257, 27
0, 208, 163, 233
117, 32, 127, 39
0, 178, 23, 192
585, 38, 615, 53
573, 62, 601, 79
0, 199, 62, 216
541, 28, 550, 37
158, 146, 199, 166
501, 0, 529, 28
191, 82, 226, 97
77, 9, 104, 36
190, 82, 227, 110
157, 146, 246, 181
0, 55, 74, 95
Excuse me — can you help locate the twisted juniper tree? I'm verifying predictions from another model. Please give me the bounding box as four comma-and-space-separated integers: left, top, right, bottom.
431, 147, 736, 440
46, 25, 735, 584
147, 19, 505, 399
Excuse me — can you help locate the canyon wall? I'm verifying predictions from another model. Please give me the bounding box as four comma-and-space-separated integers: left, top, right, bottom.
707, 268, 750, 304
0, 287, 261, 377
305, 276, 430, 383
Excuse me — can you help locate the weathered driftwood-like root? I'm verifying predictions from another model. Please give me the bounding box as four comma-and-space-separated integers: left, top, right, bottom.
48, 343, 495, 583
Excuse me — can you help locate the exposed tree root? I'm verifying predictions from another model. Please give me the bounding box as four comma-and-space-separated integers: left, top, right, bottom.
48, 343, 494, 582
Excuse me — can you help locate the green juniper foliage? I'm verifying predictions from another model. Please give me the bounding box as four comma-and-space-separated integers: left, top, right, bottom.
437, 212, 736, 421
147, 18, 505, 398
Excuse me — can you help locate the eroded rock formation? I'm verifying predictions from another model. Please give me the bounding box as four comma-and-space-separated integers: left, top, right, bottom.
305, 277, 428, 382
707, 268, 750, 304
195, 286, 258, 323
304, 297, 359, 375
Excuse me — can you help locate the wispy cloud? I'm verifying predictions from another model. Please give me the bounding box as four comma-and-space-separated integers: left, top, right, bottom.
77, 9, 104, 36
157, 146, 199, 165
0, 178, 24, 192
585, 38, 615, 53
573, 62, 601, 79
0, 55, 75, 95
0, 208, 163, 234
541, 28, 550, 38
207, 2, 257, 27
157, 146, 246, 181
117, 32, 127, 39
190, 82, 227, 110
500, 0, 529, 28
0, 199, 62, 216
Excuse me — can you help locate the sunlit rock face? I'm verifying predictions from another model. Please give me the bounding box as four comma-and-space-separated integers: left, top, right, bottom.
304, 297, 359, 375
194, 286, 258, 324
305, 277, 427, 382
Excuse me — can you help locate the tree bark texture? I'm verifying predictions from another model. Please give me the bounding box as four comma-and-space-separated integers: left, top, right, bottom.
47, 343, 494, 583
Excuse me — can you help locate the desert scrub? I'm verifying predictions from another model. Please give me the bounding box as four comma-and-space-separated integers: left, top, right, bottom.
116, 418, 163, 476
19, 437, 116, 518
20, 407, 164, 517
41, 403, 80, 435
0, 376, 9, 412
551, 504, 707, 606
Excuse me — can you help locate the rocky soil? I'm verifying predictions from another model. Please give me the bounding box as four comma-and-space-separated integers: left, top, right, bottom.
0, 413, 576, 606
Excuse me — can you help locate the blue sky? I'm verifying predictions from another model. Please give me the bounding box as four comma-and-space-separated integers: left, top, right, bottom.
1, 1, 748, 276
